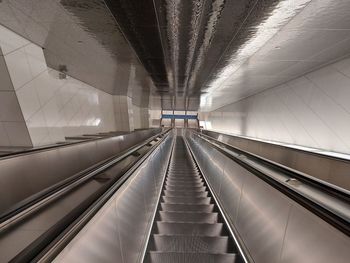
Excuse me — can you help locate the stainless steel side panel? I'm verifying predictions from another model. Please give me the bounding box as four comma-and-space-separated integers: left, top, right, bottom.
0, 129, 161, 215
186, 130, 350, 263
236, 172, 292, 263
281, 204, 350, 263
202, 130, 350, 191
53, 133, 174, 263
219, 158, 248, 223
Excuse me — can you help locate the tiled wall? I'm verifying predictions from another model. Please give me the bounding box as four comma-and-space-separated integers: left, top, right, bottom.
0, 54, 32, 147
203, 56, 350, 155
0, 25, 117, 146
149, 110, 161, 128
133, 105, 150, 130
113, 95, 135, 132
113, 96, 151, 131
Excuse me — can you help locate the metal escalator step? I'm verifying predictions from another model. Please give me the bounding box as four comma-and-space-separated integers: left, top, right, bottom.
150, 235, 230, 253
148, 252, 237, 263
165, 182, 204, 187
144, 138, 242, 263
169, 169, 200, 176
165, 180, 203, 185
159, 211, 218, 223
166, 176, 202, 180
166, 179, 203, 184
156, 222, 224, 236
167, 174, 201, 179
161, 203, 215, 213
162, 196, 211, 204
163, 190, 208, 197
167, 173, 200, 177
166, 178, 203, 182
168, 169, 200, 176
165, 185, 206, 191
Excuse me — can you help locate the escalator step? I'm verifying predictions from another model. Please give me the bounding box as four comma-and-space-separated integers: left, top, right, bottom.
163, 190, 208, 197
145, 137, 238, 262
159, 211, 218, 223
148, 252, 237, 263
160, 203, 215, 213
165, 185, 206, 191
162, 196, 211, 204
150, 235, 230, 253
165, 182, 204, 187
156, 222, 224, 236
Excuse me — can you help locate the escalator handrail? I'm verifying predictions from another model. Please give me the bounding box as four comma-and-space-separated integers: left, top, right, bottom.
0, 129, 170, 231
138, 132, 176, 262
198, 131, 350, 197
0, 129, 160, 160
10, 130, 172, 263
183, 135, 252, 263
191, 130, 350, 236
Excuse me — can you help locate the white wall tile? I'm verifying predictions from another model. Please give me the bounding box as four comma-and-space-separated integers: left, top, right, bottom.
307, 67, 350, 114
0, 56, 14, 91
26, 109, 50, 146
42, 99, 61, 127
0, 25, 29, 55
206, 55, 350, 155
3, 122, 32, 147
1, 39, 117, 146
24, 43, 46, 77
0, 91, 24, 122
4, 47, 32, 89
332, 56, 350, 78
33, 71, 59, 105
0, 25, 141, 146
0, 122, 11, 147
16, 80, 41, 120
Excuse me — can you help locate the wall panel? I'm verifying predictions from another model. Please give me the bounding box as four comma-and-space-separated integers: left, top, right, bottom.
204, 56, 350, 155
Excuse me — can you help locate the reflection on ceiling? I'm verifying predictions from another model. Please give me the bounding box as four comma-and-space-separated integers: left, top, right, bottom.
152, 0, 350, 111
1, 0, 350, 111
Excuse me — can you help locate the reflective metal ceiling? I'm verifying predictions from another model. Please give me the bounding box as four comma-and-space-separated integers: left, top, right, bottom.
1, 0, 350, 111
151, 0, 350, 110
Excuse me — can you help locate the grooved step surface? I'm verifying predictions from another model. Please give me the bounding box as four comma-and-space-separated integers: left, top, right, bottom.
151, 235, 230, 253
165, 185, 206, 191
145, 136, 237, 263
159, 211, 218, 223
163, 190, 208, 197
156, 222, 224, 236
161, 203, 215, 213
149, 252, 237, 263
162, 196, 211, 204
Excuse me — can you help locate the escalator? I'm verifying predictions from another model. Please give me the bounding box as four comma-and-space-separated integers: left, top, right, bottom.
0, 130, 167, 262
144, 136, 243, 263
28, 130, 349, 263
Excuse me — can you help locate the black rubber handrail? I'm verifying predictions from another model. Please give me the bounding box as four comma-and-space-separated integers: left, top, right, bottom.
0, 128, 160, 160
201, 129, 350, 163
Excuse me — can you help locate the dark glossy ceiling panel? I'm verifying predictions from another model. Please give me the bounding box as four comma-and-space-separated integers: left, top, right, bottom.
153, 0, 285, 98
2, 0, 350, 111
155, 0, 350, 111
104, 0, 169, 90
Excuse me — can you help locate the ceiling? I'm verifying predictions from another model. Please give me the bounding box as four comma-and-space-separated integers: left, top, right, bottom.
1, 0, 350, 111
